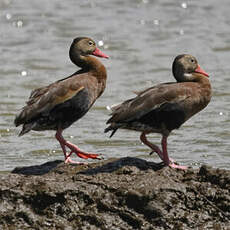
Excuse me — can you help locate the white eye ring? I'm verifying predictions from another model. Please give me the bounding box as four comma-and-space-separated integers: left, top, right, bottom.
88, 41, 94, 46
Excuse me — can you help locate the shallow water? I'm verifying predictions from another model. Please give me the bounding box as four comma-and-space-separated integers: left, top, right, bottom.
0, 0, 230, 171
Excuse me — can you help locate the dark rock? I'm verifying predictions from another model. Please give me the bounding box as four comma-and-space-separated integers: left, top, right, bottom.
0, 157, 229, 229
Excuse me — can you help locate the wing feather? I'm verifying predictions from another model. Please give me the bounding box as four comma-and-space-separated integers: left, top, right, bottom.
14, 79, 84, 126
107, 83, 192, 124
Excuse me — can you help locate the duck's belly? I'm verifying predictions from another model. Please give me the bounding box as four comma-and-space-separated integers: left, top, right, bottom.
119, 102, 186, 135
33, 89, 92, 131
120, 122, 163, 134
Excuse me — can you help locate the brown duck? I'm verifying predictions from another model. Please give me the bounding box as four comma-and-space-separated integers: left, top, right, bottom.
105, 54, 211, 169
15, 37, 109, 164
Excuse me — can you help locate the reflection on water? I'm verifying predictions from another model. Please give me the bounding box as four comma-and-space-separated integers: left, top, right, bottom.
0, 0, 230, 171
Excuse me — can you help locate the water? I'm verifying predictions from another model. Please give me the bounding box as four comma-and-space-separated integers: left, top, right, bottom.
1, 0, 230, 171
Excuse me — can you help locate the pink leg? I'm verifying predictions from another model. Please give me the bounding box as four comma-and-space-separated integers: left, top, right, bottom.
58, 138, 68, 159
58, 137, 82, 164
55, 129, 101, 164
140, 132, 164, 160
63, 151, 85, 164
140, 133, 174, 163
161, 136, 187, 170
161, 136, 170, 165
140, 132, 186, 170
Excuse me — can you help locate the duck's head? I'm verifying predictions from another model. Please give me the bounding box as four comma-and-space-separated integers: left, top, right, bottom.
172, 54, 209, 82
69, 37, 109, 65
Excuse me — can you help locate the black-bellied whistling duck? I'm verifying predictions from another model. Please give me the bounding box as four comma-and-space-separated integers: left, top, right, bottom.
15, 37, 109, 164
105, 54, 211, 169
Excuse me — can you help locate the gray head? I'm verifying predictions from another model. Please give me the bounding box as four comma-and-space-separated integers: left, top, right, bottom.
69, 37, 108, 66
172, 54, 209, 82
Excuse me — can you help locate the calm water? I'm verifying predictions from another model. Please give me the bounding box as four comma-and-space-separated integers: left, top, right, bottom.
0, 0, 230, 171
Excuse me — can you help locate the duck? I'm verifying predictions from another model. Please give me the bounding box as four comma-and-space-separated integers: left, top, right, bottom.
105, 54, 211, 169
15, 37, 109, 164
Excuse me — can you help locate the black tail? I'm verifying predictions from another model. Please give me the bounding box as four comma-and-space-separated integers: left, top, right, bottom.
104, 126, 118, 138
18, 123, 34, 136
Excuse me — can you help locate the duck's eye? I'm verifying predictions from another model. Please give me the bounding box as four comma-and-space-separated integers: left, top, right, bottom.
88, 41, 94, 46
190, 59, 195, 63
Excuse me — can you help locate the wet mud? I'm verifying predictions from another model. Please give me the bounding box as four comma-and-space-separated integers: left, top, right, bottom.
0, 157, 229, 229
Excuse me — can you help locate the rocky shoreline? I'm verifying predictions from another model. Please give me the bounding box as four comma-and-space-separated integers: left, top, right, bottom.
0, 157, 229, 229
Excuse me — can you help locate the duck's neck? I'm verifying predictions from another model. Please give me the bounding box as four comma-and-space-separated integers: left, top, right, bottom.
70, 52, 107, 80
192, 74, 212, 104
191, 73, 211, 87
69, 50, 89, 69
176, 72, 210, 85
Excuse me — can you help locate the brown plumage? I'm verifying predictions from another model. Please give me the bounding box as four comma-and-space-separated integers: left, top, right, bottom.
15, 37, 109, 164
105, 54, 211, 169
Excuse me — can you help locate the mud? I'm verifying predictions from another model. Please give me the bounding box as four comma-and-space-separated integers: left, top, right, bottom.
0, 157, 229, 229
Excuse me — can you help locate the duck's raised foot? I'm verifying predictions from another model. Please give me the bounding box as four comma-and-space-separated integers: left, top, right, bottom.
64, 141, 102, 160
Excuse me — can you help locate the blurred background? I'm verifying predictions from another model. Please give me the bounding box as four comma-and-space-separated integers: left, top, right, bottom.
0, 0, 229, 171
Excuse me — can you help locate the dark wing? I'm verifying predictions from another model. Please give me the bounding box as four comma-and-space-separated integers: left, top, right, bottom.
14, 78, 85, 127
107, 83, 191, 124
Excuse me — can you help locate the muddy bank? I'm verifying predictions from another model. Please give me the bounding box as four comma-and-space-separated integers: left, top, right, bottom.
0, 157, 229, 229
